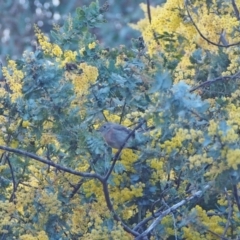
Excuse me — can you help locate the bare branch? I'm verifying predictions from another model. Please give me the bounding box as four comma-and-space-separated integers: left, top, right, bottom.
232, 184, 240, 212
232, 0, 240, 20
222, 188, 232, 238
207, 229, 228, 240
219, 29, 229, 46
0, 145, 103, 181
69, 178, 85, 199
135, 185, 210, 240
190, 71, 240, 93
119, 100, 127, 124
147, 0, 152, 24
133, 215, 154, 232
6, 155, 17, 202
185, 0, 240, 48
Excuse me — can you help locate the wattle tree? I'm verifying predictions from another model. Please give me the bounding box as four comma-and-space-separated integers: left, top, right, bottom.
0, 1, 240, 239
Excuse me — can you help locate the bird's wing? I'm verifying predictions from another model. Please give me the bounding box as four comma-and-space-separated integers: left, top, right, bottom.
112, 124, 131, 134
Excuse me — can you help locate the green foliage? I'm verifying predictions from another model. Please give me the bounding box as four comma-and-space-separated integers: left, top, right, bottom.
0, 1, 240, 239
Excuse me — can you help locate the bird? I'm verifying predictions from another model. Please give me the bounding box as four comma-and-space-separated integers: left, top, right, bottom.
98, 122, 139, 150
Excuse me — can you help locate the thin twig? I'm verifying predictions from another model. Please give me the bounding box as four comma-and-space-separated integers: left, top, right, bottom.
232, 184, 240, 212
6, 155, 17, 202
207, 229, 228, 240
222, 188, 232, 238
232, 0, 240, 20
119, 100, 127, 124
69, 178, 85, 199
133, 215, 154, 232
147, 0, 152, 24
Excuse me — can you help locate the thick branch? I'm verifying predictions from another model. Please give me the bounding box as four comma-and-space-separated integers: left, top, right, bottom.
135, 185, 210, 240
102, 181, 140, 237
0, 145, 103, 181
190, 71, 240, 92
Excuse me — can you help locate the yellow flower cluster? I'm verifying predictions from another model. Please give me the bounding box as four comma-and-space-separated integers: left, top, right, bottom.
68, 62, 99, 97
131, 1, 184, 56
71, 205, 90, 233
132, 0, 240, 89
35, 26, 79, 68
40, 132, 59, 146
0, 201, 15, 231
161, 215, 176, 236
19, 231, 49, 240
120, 149, 139, 170
88, 41, 97, 49
103, 111, 139, 128
35, 26, 63, 58
183, 205, 226, 239
82, 221, 133, 240
111, 182, 145, 205
60, 50, 77, 67
220, 128, 238, 143
226, 149, 240, 170
207, 103, 240, 145
148, 158, 165, 182
192, 5, 238, 52
223, 47, 240, 76
38, 191, 61, 215
0, 87, 7, 99
125, 110, 146, 123
71, 199, 132, 239
79, 47, 85, 56
205, 153, 228, 178
226, 102, 240, 127
82, 179, 103, 198
2, 60, 24, 102
15, 183, 36, 215
189, 153, 213, 170
216, 190, 240, 235
121, 204, 137, 220
76, 159, 90, 172
182, 226, 203, 240
207, 119, 218, 136
161, 128, 189, 154
173, 45, 197, 84
22, 120, 30, 128
160, 127, 204, 159
102, 110, 123, 123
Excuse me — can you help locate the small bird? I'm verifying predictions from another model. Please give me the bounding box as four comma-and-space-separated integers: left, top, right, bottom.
98, 122, 139, 150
